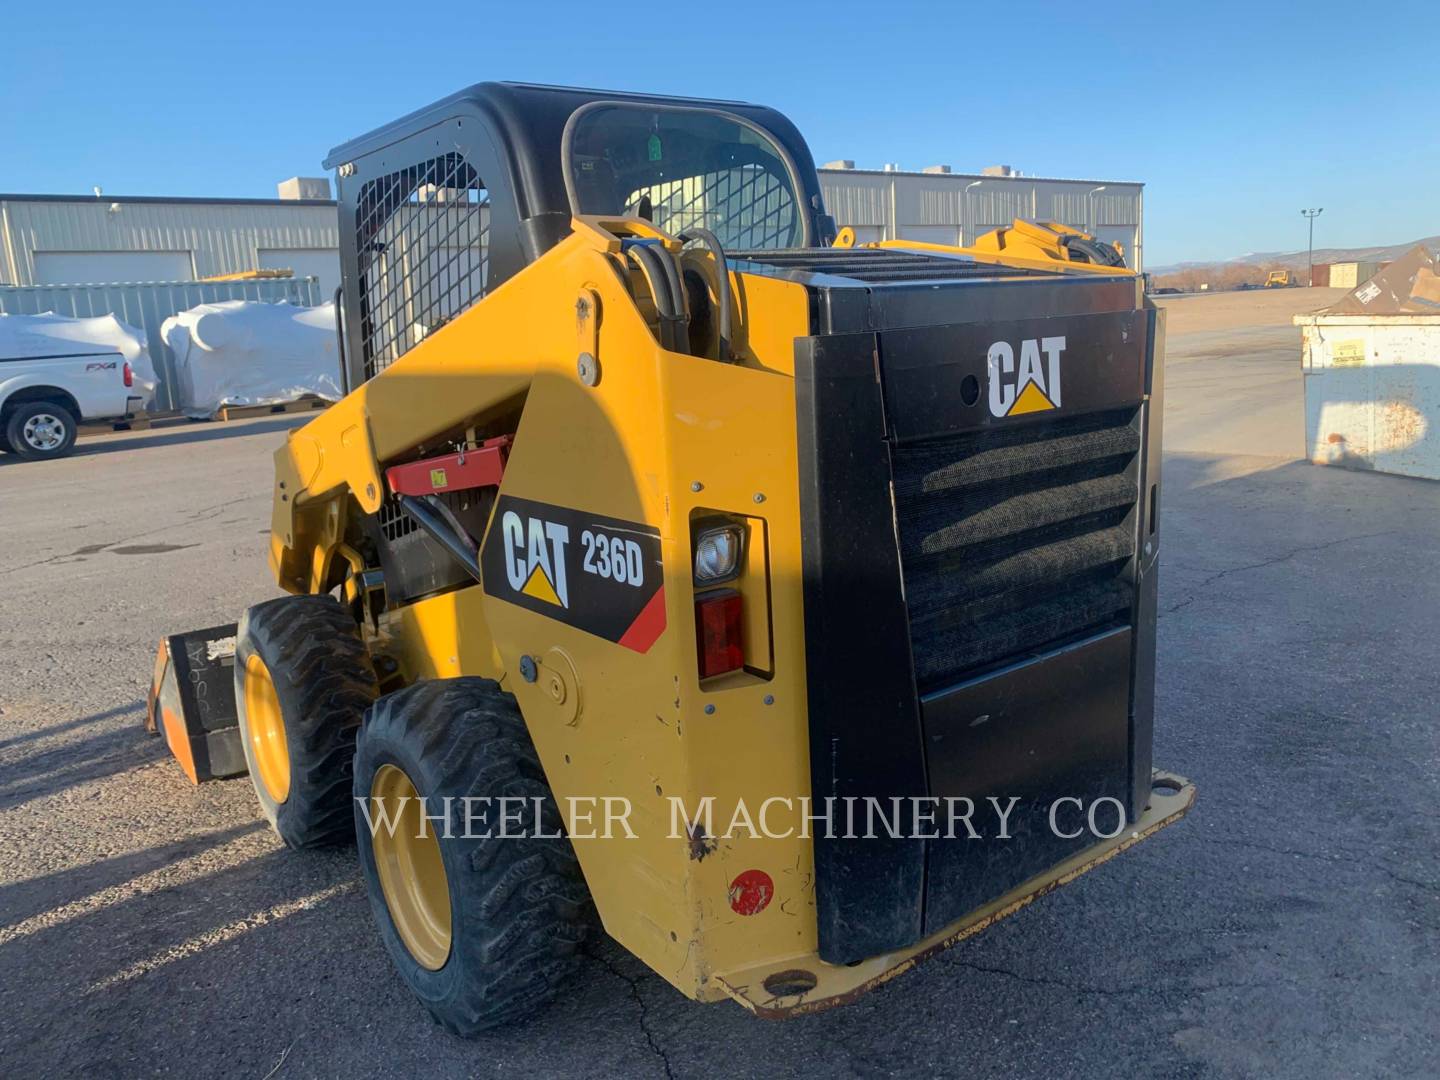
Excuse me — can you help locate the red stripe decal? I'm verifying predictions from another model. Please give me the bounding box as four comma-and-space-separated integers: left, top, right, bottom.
617, 585, 667, 653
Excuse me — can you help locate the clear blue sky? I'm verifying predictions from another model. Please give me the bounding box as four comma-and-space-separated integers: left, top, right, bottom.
2, 0, 1435, 266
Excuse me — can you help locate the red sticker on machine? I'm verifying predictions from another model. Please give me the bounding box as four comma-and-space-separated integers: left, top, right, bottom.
728, 869, 774, 915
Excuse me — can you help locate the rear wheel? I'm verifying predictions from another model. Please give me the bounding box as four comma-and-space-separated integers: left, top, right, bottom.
234, 594, 379, 847
5, 401, 78, 461
353, 678, 590, 1034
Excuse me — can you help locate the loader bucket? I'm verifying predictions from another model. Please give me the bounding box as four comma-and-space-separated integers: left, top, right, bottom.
144, 624, 247, 784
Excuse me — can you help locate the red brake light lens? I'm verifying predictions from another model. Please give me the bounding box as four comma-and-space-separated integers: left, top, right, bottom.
123, 361, 134, 388
696, 591, 743, 679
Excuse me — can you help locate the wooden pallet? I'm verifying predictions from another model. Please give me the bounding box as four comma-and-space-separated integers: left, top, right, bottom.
212, 396, 331, 422
77, 416, 154, 437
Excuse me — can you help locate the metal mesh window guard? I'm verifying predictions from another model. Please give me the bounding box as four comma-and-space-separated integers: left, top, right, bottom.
355, 153, 490, 379
625, 165, 797, 250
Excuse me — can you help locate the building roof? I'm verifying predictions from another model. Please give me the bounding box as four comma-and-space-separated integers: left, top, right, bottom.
817, 167, 1144, 188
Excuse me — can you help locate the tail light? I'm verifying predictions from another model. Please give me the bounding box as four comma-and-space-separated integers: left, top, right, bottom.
696, 590, 743, 679
123, 361, 134, 388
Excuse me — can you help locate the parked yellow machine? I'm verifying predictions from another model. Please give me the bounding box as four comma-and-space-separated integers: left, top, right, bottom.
149, 82, 1193, 1033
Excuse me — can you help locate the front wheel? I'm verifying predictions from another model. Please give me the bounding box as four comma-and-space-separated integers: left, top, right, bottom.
234, 594, 379, 847
353, 678, 590, 1034
5, 401, 78, 461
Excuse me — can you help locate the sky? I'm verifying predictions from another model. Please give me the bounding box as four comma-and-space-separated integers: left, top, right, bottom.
1, 0, 1435, 267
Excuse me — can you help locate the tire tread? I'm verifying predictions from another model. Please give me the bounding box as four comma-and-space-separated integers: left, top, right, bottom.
235, 594, 379, 848
353, 677, 590, 1034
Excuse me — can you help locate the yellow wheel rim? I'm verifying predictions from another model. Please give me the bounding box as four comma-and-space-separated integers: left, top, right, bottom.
370, 763, 452, 970
243, 654, 290, 803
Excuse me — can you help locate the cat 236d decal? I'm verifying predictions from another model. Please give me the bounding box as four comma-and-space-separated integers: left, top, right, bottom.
480, 495, 666, 653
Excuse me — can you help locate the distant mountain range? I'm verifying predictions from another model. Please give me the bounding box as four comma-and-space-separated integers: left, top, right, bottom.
1151, 235, 1440, 274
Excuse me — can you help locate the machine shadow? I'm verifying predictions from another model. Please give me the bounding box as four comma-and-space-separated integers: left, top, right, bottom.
0, 844, 362, 1076
0, 820, 265, 930
0, 709, 164, 813
0, 701, 144, 753
1, 825, 662, 1078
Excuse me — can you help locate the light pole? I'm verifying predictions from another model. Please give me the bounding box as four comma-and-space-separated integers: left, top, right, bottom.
1088, 185, 1107, 235
1301, 208, 1323, 286
963, 180, 982, 246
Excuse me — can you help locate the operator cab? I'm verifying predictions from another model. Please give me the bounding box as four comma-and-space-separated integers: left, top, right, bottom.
324, 82, 832, 385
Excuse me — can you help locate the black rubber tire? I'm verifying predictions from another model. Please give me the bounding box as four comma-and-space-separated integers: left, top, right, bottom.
234, 594, 379, 848
5, 400, 78, 461
353, 678, 590, 1034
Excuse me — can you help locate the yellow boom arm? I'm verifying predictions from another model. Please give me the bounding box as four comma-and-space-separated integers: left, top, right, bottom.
834, 218, 1134, 276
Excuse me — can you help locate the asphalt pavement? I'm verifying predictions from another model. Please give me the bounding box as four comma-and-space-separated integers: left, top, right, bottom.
1, 291, 1436, 1078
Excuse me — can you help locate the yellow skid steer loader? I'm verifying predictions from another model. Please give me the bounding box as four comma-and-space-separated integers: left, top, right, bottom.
148, 82, 1193, 1032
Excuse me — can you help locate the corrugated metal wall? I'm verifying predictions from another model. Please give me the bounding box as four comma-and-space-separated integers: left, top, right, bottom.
819, 169, 1144, 269
1327, 262, 1385, 290
0, 277, 321, 410
971, 187, 1033, 229
0, 197, 339, 286
822, 172, 891, 229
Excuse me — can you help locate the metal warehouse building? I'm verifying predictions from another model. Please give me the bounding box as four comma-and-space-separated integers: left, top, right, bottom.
818, 165, 1145, 270
1, 167, 1144, 297
0, 185, 341, 295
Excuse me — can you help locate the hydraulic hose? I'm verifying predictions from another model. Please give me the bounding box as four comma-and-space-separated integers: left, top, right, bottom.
423, 494, 478, 556
651, 243, 691, 356
1062, 235, 1126, 268
625, 243, 681, 351
333, 286, 350, 394
680, 228, 732, 361
396, 494, 481, 582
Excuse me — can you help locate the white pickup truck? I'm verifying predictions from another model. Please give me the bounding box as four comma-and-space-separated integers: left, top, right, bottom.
0, 313, 154, 461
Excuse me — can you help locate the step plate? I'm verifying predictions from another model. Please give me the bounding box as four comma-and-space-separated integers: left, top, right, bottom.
714, 771, 1195, 1018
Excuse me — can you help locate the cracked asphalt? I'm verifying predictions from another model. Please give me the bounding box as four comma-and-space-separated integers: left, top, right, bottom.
2, 287, 1437, 1078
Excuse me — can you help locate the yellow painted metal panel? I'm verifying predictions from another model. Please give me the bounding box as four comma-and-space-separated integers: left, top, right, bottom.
270, 216, 818, 999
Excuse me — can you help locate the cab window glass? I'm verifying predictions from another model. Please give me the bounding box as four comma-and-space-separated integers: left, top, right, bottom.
568, 105, 802, 249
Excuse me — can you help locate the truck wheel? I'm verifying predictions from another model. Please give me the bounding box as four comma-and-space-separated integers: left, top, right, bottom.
234, 595, 379, 848
5, 401, 78, 461
353, 678, 590, 1034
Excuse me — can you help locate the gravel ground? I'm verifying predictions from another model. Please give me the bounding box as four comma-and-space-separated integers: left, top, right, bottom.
2, 292, 1436, 1078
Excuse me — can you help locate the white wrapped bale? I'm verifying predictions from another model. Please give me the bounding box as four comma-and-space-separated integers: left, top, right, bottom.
161, 300, 341, 419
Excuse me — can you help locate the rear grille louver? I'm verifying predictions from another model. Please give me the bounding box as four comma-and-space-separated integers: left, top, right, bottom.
891, 407, 1142, 691
728, 248, 1049, 284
